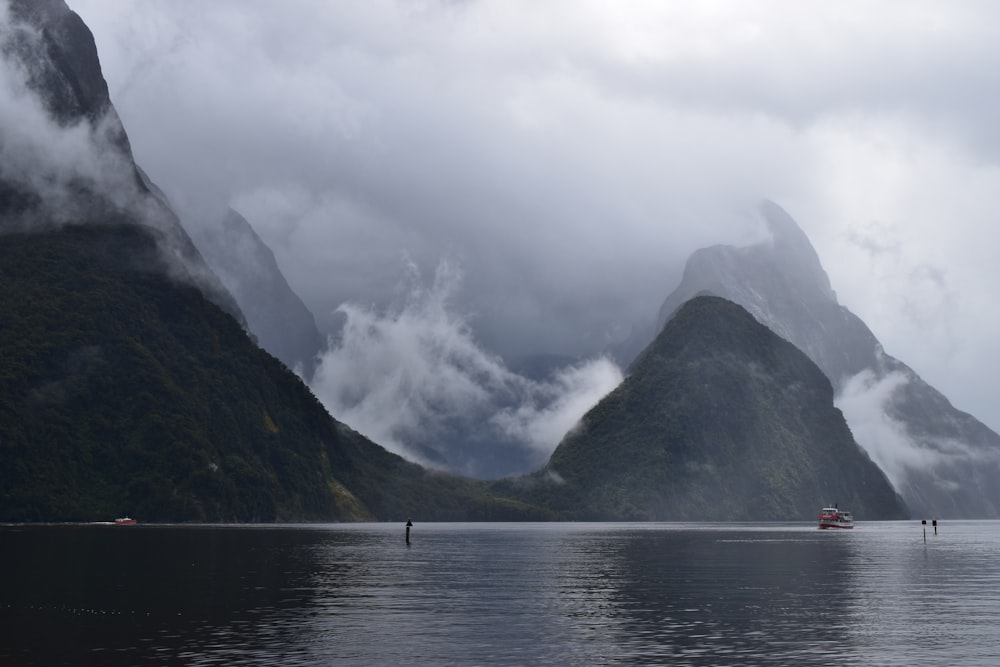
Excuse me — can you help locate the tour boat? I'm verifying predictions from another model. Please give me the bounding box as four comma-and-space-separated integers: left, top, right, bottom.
818, 506, 853, 529
114, 517, 137, 525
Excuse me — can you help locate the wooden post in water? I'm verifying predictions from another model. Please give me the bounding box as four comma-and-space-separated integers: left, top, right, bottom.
933, 519, 938, 536
922, 519, 926, 543
405, 519, 412, 545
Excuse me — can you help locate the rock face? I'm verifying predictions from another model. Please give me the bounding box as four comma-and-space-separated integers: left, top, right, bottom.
654, 201, 1000, 518
0, 223, 540, 522
509, 296, 908, 522
189, 208, 325, 379
6, 0, 117, 124
0, 0, 558, 523
1, 0, 240, 320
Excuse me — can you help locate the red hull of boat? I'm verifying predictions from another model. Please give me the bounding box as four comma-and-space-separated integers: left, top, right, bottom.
818, 507, 853, 529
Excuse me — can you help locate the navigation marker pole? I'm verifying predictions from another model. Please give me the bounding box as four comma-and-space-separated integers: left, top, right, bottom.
922, 519, 926, 543
406, 519, 412, 545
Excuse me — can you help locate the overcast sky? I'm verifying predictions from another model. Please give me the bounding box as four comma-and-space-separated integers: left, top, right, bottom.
69, 0, 1000, 438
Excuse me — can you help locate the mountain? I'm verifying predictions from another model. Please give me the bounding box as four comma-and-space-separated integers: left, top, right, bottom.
189, 208, 325, 380
0, 223, 553, 521
654, 201, 1000, 518
496, 296, 908, 521
1, 0, 241, 321
0, 1, 928, 524
0, 0, 556, 522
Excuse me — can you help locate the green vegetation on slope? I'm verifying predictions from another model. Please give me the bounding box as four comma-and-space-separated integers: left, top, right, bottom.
0, 227, 908, 524
495, 296, 908, 521
0, 224, 543, 522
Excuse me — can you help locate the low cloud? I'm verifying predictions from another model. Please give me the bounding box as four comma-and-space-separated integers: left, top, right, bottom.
835, 368, 995, 493
490, 357, 622, 451
0, 7, 240, 314
309, 259, 622, 476
0, 23, 136, 226
836, 369, 919, 489
66, 1, 1000, 437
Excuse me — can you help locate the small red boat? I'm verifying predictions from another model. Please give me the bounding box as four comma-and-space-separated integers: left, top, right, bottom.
818, 506, 853, 529
114, 517, 137, 525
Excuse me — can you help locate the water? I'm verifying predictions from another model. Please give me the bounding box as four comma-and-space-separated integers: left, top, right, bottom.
2, 521, 999, 665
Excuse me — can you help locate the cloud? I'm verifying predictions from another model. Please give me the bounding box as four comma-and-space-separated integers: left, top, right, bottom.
835, 369, 919, 489
68, 0, 1000, 437
0, 9, 169, 236
0, 17, 135, 225
835, 368, 999, 494
68, 0, 802, 357
490, 358, 623, 451
308, 259, 622, 476
0, 3, 246, 315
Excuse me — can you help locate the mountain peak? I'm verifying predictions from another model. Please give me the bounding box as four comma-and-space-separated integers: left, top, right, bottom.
6, 0, 116, 125
522, 295, 907, 521
758, 200, 836, 299
651, 203, 1000, 518
760, 199, 811, 250
1, 0, 244, 322
656, 201, 838, 352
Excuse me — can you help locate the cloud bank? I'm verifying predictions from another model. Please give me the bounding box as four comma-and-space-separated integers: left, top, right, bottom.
309, 259, 622, 476
835, 370, 919, 489
836, 368, 1000, 497
0, 11, 135, 226
66, 1, 1000, 440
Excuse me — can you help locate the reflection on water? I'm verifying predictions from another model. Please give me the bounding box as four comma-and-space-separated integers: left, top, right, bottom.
2, 522, 1000, 665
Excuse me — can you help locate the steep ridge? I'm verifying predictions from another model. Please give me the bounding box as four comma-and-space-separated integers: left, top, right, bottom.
499, 296, 908, 521
1, 0, 240, 319
654, 201, 1000, 518
0, 0, 550, 522
0, 223, 543, 521
189, 208, 325, 380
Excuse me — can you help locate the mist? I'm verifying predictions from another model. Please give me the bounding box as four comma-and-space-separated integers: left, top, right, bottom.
310, 258, 622, 477
66, 1, 1000, 438
0, 12, 133, 225
835, 370, 920, 490
836, 368, 1000, 498
0, 7, 220, 296
8, 0, 985, 482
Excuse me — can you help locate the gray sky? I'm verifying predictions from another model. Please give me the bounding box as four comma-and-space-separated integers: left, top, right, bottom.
70, 0, 1000, 440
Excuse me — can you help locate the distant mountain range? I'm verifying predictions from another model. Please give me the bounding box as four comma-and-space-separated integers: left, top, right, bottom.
651, 201, 1000, 518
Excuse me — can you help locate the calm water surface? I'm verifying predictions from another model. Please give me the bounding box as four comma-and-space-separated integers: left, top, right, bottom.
2, 521, 999, 665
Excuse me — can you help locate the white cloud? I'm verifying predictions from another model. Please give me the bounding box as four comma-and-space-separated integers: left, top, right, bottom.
0, 20, 137, 224
835, 369, 919, 489
491, 357, 623, 451
836, 368, 1000, 493
68, 0, 1000, 437
309, 259, 622, 474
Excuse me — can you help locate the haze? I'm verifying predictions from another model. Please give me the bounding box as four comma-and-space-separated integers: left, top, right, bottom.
67, 1, 1000, 451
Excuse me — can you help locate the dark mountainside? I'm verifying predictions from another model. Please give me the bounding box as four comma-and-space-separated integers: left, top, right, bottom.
654, 201, 1000, 518
0, 0, 239, 320
0, 0, 550, 522
189, 208, 325, 381
0, 1, 924, 525
0, 224, 549, 521
498, 296, 907, 521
